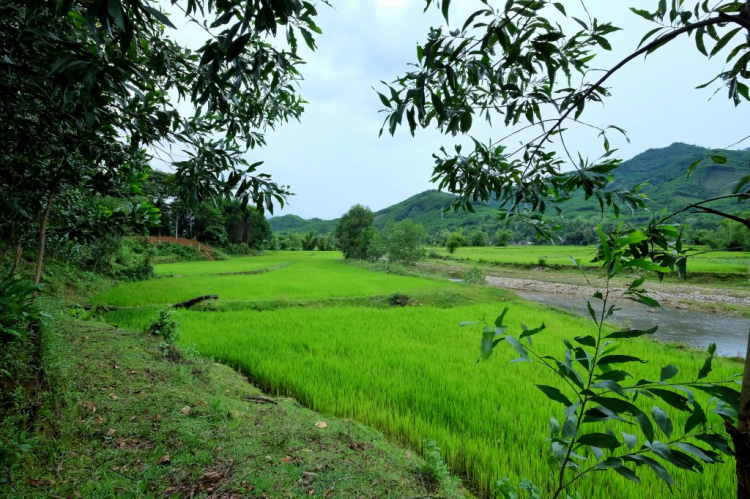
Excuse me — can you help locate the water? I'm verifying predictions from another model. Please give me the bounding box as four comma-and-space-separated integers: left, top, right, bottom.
517, 290, 748, 358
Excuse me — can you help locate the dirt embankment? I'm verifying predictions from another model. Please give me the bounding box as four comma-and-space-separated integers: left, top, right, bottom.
485, 275, 750, 307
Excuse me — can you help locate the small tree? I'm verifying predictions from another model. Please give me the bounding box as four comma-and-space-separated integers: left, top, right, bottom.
381, 220, 425, 265
469, 229, 488, 247
335, 205, 377, 259
494, 229, 511, 247
301, 230, 317, 251
445, 232, 464, 254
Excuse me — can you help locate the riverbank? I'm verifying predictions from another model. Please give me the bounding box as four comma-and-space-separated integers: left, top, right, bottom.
419, 260, 750, 316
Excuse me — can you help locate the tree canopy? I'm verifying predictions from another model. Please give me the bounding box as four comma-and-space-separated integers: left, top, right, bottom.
1, 0, 323, 283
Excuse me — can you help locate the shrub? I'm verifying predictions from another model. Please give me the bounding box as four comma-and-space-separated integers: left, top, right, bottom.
388, 293, 410, 307
146, 309, 180, 343
463, 264, 487, 285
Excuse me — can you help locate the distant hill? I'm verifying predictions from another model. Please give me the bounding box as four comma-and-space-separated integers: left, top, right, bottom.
562, 142, 749, 221
270, 143, 750, 236
270, 190, 498, 236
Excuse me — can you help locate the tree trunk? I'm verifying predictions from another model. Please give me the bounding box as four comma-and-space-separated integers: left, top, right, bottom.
10, 245, 23, 276
33, 189, 55, 287
732, 322, 750, 499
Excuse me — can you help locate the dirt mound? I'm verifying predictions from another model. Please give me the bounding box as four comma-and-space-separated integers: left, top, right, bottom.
148, 236, 214, 260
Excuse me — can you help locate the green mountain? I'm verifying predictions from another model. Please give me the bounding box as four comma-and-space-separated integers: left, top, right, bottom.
564, 142, 749, 220
270, 143, 750, 237
270, 190, 498, 236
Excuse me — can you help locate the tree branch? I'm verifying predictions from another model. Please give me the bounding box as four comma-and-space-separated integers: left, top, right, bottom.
527, 15, 739, 172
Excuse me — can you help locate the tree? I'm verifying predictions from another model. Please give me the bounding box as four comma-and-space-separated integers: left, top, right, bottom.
1, 0, 322, 286
335, 205, 377, 260
494, 229, 511, 247
301, 230, 317, 251
469, 229, 488, 247
383, 0, 749, 495
445, 232, 464, 254
381, 220, 426, 265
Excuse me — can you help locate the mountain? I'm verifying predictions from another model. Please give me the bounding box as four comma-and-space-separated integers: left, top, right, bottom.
562, 142, 749, 221
270, 190, 498, 236
270, 143, 750, 236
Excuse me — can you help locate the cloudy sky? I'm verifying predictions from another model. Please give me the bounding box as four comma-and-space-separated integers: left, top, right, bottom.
167, 1, 748, 219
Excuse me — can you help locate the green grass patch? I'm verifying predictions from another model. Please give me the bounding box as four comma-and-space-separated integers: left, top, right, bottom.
97, 251, 742, 497
433, 246, 750, 275
95, 252, 473, 307
4, 318, 468, 498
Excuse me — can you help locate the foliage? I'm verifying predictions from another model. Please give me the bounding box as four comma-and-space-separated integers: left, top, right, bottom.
388, 293, 410, 307
301, 230, 317, 251
494, 229, 512, 247
384, 3, 750, 490
463, 264, 487, 285
446, 232, 465, 254
0, 278, 44, 342
146, 308, 180, 343
335, 205, 378, 260
469, 229, 488, 247
473, 226, 738, 497
381, 220, 426, 265
8, 317, 451, 498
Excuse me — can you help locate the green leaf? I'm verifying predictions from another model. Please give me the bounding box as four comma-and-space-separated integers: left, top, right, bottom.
710, 154, 728, 164
598, 355, 646, 366
574, 335, 596, 347
621, 432, 637, 450
577, 433, 621, 449
505, 335, 530, 361
614, 466, 640, 484
535, 384, 573, 407
142, 5, 177, 29
441, 0, 451, 23
684, 402, 706, 434
636, 412, 655, 442
652, 406, 673, 438
630, 7, 654, 20
625, 455, 674, 487
660, 365, 678, 382
697, 343, 716, 380
494, 306, 509, 328
648, 388, 690, 411
519, 323, 545, 340
709, 28, 742, 58
605, 326, 658, 339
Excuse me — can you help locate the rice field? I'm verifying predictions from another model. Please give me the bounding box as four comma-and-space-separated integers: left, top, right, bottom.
96, 251, 471, 306
431, 245, 750, 274
100, 251, 741, 497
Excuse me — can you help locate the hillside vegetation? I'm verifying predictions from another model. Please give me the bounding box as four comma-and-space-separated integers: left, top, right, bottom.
270, 143, 750, 241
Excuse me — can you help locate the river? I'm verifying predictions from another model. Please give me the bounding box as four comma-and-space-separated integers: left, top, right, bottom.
516, 290, 748, 358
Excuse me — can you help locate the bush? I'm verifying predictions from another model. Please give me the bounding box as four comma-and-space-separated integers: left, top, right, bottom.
146, 309, 180, 343
463, 264, 487, 285
388, 293, 410, 307
115, 261, 154, 281
445, 233, 464, 254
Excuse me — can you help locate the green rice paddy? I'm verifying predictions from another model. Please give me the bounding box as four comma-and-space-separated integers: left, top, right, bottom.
433, 245, 750, 274
100, 251, 741, 497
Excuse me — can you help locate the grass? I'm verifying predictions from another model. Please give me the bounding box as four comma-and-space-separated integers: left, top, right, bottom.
98, 251, 742, 498
108, 303, 741, 498
3, 316, 468, 498
431, 246, 750, 275
94, 251, 474, 307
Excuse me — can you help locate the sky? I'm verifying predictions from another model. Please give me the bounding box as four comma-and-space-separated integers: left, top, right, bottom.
165, 1, 748, 219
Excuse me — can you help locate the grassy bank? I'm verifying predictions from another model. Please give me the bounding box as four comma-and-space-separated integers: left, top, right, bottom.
98, 252, 743, 498
430, 245, 750, 276
2, 315, 469, 498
